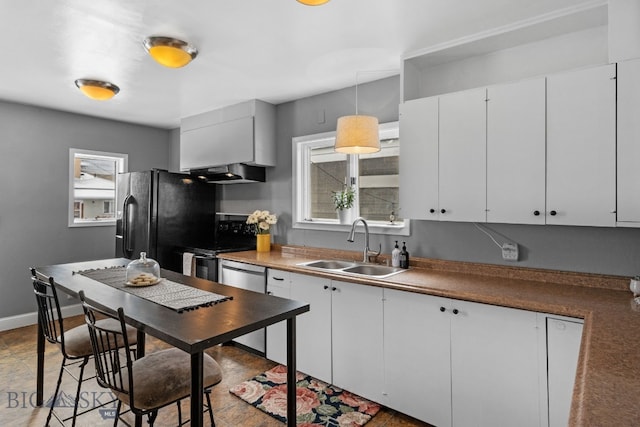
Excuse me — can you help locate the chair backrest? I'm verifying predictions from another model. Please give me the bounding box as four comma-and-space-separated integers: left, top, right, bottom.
31, 268, 67, 352
79, 291, 135, 405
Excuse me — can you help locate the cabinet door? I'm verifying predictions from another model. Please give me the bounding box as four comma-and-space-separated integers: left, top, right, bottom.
265, 269, 291, 366
383, 289, 452, 427
439, 88, 487, 222
617, 58, 640, 224
332, 280, 384, 403
487, 78, 546, 224
547, 318, 583, 427
450, 300, 540, 427
547, 64, 616, 226
399, 97, 439, 220
289, 273, 332, 383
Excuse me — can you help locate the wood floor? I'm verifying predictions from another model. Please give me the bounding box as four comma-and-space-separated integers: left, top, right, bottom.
0, 316, 431, 427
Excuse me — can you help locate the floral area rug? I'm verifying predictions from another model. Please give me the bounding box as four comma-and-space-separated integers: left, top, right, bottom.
229, 365, 381, 426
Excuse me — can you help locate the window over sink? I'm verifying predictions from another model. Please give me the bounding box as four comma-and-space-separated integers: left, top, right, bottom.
292, 121, 408, 235
68, 149, 127, 227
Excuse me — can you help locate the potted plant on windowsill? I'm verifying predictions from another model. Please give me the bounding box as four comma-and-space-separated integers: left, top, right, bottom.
331, 185, 356, 224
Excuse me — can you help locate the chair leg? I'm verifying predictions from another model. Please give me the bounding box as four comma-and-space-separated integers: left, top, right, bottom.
113, 400, 121, 427
45, 356, 67, 426
70, 357, 90, 427
205, 389, 215, 427
176, 400, 182, 426
147, 410, 158, 426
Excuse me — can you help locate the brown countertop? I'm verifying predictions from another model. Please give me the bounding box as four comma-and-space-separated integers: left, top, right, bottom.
218, 245, 640, 427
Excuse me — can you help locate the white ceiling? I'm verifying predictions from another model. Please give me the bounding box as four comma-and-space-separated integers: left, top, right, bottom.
0, 0, 595, 129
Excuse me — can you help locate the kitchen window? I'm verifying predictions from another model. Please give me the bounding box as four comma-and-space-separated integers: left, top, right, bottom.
68, 149, 127, 227
293, 121, 408, 235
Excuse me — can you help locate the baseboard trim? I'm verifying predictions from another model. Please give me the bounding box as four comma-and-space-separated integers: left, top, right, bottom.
0, 304, 83, 332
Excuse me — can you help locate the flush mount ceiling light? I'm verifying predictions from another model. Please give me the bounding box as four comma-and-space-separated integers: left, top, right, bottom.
334, 73, 380, 154
143, 36, 198, 68
297, 0, 330, 5
74, 79, 120, 101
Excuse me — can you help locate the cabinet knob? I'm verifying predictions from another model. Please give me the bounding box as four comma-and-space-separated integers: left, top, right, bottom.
441, 209, 446, 214
430, 209, 436, 214
452, 308, 459, 315
550, 210, 557, 216
273, 277, 284, 281
323, 285, 329, 290
439, 306, 446, 312
331, 287, 337, 291
533, 210, 540, 216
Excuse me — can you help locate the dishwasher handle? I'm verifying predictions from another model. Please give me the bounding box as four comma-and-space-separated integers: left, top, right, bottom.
219, 259, 266, 275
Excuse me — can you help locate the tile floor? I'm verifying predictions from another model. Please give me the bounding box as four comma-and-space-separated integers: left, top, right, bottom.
0, 316, 432, 426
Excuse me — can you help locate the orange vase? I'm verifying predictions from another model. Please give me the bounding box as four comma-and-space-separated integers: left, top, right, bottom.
256, 234, 271, 252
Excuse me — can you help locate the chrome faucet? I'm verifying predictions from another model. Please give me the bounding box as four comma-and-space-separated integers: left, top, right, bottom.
347, 217, 381, 263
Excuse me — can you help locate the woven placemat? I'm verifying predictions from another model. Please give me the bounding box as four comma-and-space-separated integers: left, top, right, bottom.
77, 266, 232, 312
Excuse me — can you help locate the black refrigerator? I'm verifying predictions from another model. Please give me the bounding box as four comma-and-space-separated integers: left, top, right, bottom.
115, 169, 217, 273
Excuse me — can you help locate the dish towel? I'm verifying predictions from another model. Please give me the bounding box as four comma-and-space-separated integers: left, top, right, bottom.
182, 252, 196, 277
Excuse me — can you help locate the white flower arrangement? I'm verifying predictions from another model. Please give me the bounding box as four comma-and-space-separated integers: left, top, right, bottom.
246, 210, 277, 235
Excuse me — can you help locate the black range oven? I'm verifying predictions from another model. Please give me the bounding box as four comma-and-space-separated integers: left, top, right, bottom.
180, 215, 256, 282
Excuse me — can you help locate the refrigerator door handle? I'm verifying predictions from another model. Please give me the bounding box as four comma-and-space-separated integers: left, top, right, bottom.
123, 194, 133, 255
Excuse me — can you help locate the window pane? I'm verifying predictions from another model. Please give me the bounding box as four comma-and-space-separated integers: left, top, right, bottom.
309, 145, 348, 220
73, 155, 117, 223
358, 137, 401, 222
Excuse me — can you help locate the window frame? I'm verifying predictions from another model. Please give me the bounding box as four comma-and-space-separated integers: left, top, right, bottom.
68, 148, 128, 228
292, 121, 409, 236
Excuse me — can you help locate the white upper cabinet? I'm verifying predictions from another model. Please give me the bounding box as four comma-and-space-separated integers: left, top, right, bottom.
546, 64, 616, 227
399, 96, 439, 220
486, 78, 546, 224
439, 88, 487, 222
617, 58, 640, 224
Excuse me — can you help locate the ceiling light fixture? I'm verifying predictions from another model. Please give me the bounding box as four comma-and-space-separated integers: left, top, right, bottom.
143, 36, 198, 68
334, 73, 380, 154
297, 0, 330, 5
74, 79, 120, 101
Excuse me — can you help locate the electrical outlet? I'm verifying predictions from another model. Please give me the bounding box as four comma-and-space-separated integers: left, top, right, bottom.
501, 242, 519, 261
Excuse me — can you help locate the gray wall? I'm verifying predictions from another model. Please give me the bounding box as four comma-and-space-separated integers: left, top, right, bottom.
220, 76, 640, 277
0, 101, 170, 318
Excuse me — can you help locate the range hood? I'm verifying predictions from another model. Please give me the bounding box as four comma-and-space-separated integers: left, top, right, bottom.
190, 163, 266, 184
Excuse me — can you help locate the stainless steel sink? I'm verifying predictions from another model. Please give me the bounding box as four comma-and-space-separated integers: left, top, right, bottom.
297, 260, 407, 279
342, 264, 406, 277
303, 260, 357, 270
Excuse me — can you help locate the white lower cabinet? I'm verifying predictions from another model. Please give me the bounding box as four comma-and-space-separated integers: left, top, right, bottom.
331, 280, 384, 403
266, 270, 582, 427
450, 300, 540, 427
289, 272, 333, 383
383, 289, 542, 427
266, 271, 384, 402
383, 289, 452, 426
265, 269, 291, 366
545, 316, 584, 427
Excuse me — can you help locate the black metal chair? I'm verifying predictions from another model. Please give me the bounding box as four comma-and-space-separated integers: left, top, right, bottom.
31, 268, 139, 426
79, 290, 222, 426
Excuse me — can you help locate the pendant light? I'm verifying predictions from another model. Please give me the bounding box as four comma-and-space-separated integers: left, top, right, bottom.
297, 0, 330, 5
74, 79, 120, 101
143, 36, 198, 68
334, 73, 380, 154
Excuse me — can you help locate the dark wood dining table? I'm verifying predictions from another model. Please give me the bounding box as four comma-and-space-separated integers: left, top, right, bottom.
33, 258, 309, 427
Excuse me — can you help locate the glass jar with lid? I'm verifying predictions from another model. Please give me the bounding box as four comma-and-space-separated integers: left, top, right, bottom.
126, 252, 161, 286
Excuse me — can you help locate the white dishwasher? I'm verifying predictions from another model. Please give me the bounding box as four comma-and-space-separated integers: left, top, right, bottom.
218, 259, 267, 354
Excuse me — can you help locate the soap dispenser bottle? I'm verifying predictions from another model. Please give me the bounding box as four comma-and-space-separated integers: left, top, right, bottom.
400, 242, 410, 269
391, 241, 401, 267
